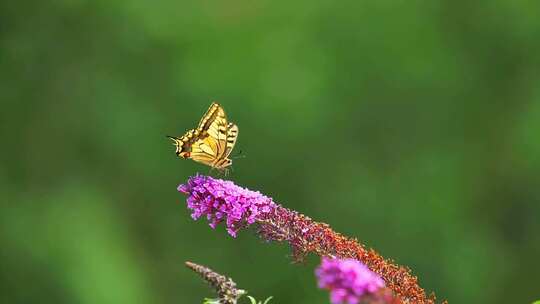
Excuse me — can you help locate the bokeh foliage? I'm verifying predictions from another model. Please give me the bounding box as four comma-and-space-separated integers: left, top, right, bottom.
1, 1, 539, 303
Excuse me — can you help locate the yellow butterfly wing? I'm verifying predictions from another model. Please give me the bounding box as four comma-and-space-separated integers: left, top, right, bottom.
190, 117, 238, 169
197, 102, 227, 133
224, 122, 239, 159
171, 102, 225, 158
190, 136, 220, 166
172, 102, 238, 170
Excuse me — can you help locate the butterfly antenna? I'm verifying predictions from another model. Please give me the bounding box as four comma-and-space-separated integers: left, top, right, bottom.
166, 136, 179, 148
166, 135, 179, 139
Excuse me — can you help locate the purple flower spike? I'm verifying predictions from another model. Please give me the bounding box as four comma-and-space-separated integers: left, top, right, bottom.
179, 175, 438, 303
316, 257, 385, 304
178, 175, 276, 237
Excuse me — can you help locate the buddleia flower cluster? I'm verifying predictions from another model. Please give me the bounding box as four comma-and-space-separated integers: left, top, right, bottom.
178, 176, 275, 237
179, 175, 443, 304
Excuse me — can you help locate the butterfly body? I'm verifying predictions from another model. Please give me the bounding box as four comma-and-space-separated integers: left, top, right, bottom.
169, 102, 238, 172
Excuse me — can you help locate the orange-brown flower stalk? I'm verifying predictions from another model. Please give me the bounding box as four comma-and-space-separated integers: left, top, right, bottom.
256, 205, 440, 304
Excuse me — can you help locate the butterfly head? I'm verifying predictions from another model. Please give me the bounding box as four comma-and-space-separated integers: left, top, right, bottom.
167, 135, 191, 159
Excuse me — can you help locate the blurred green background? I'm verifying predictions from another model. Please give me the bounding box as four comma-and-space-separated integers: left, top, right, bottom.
1, 1, 539, 303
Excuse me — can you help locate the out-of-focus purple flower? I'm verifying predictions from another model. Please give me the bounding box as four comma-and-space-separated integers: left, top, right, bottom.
178, 175, 276, 237
316, 257, 385, 304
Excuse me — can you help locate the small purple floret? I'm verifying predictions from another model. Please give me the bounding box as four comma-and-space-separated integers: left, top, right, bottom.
178, 175, 276, 237
316, 257, 385, 304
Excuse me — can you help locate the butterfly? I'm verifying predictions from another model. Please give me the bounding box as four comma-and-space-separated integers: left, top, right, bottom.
168, 102, 239, 172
